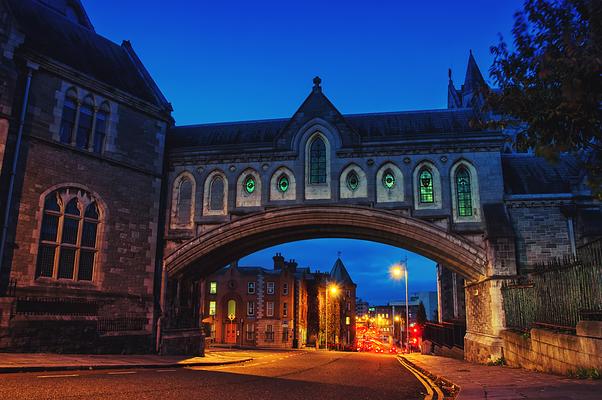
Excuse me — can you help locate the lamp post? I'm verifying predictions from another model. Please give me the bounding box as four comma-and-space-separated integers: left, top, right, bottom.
390, 258, 409, 351
325, 283, 338, 350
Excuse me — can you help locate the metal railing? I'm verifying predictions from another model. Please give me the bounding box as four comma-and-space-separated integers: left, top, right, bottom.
423, 321, 466, 349
97, 316, 147, 333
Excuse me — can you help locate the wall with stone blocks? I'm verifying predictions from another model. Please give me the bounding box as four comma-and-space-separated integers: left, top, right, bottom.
501, 327, 602, 375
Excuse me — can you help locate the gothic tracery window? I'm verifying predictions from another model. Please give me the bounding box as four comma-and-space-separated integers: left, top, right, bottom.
309, 137, 326, 184
346, 170, 359, 191
277, 174, 289, 193
456, 166, 473, 217
382, 170, 395, 189
175, 177, 193, 225
209, 176, 225, 211
244, 175, 256, 194
419, 168, 434, 203
36, 188, 100, 281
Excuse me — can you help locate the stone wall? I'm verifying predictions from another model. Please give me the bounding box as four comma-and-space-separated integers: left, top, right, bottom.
501, 327, 602, 375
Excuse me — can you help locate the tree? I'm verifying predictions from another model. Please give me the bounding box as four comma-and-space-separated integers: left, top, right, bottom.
486, 0, 602, 194
416, 301, 427, 326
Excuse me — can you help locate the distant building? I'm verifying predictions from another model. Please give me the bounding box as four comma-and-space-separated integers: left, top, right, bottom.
390, 291, 438, 322
356, 298, 369, 318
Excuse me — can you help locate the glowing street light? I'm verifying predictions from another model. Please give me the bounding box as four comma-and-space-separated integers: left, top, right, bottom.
390, 258, 409, 351
325, 283, 339, 350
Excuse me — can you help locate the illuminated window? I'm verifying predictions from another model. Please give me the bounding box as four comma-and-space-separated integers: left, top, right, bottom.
383, 170, 395, 189
247, 281, 255, 294
346, 316, 351, 325
309, 137, 327, 184
456, 166, 473, 217
266, 301, 274, 317
209, 281, 217, 294
36, 188, 100, 281
278, 174, 289, 192
209, 301, 216, 316
244, 175, 256, 194
227, 299, 236, 317
267, 282, 275, 294
247, 301, 255, 316
419, 168, 434, 203
346, 170, 359, 191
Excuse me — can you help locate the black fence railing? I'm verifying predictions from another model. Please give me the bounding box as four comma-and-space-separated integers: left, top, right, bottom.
423, 321, 466, 349
97, 316, 147, 333
15, 296, 99, 316
502, 240, 602, 331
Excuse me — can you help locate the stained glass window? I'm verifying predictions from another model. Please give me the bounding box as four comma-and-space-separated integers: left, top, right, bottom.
456, 167, 473, 217
383, 170, 395, 189
36, 189, 99, 281
244, 175, 256, 194
278, 174, 289, 193
309, 137, 326, 184
346, 170, 359, 191
419, 169, 434, 203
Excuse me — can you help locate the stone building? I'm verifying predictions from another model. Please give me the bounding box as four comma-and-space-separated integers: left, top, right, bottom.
0, 0, 172, 352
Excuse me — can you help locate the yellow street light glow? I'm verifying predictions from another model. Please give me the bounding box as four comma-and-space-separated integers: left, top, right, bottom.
328, 284, 339, 295
395, 316, 401, 322
390, 264, 404, 280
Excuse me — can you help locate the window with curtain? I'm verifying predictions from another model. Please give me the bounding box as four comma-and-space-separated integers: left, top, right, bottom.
36, 188, 100, 281
309, 137, 326, 184
456, 166, 473, 217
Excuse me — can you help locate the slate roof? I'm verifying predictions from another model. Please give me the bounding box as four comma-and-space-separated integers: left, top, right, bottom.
502, 155, 580, 195
7, 0, 168, 108
330, 258, 354, 285
167, 108, 484, 148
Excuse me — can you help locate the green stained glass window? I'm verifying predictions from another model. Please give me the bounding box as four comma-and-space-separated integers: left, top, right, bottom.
244, 175, 256, 194
346, 170, 359, 191
278, 174, 289, 192
383, 170, 395, 189
309, 137, 326, 184
419, 169, 434, 203
456, 167, 473, 217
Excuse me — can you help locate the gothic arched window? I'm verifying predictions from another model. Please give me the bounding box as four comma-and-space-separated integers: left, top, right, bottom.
244, 175, 256, 194
59, 89, 78, 144
346, 170, 360, 191
36, 188, 100, 281
419, 168, 434, 203
277, 174, 290, 193
175, 177, 193, 225
382, 169, 396, 189
456, 166, 473, 217
93, 102, 110, 154
309, 137, 327, 184
76, 96, 94, 149
209, 176, 225, 211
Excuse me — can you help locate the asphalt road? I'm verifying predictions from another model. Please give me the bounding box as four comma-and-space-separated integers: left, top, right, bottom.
0, 350, 427, 400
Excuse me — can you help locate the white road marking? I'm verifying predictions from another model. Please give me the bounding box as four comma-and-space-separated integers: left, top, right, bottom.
37, 374, 79, 378
107, 371, 137, 375
156, 369, 177, 372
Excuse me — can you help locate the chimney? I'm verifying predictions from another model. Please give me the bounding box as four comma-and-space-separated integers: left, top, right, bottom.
273, 252, 285, 270
287, 259, 298, 273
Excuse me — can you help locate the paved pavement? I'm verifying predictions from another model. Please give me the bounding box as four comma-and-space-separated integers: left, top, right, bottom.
0, 350, 426, 400
0, 349, 252, 373
403, 353, 602, 399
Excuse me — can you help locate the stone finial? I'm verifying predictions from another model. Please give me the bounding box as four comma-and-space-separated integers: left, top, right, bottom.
313, 76, 322, 87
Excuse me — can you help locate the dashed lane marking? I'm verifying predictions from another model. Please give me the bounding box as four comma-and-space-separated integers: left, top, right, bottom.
107, 371, 137, 375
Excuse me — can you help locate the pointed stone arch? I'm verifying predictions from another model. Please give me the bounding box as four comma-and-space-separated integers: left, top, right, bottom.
376, 162, 404, 203
270, 166, 296, 201
203, 170, 228, 216
236, 168, 262, 208
339, 163, 367, 199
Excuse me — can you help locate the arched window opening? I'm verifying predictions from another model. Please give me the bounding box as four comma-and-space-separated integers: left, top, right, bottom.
227, 299, 236, 317
346, 170, 359, 191
382, 170, 396, 189
59, 90, 77, 144
309, 137, 326, 184
277, 174, 289, 193
419, 168, 434, 203
176, 178, 193, 225
93, 102, 109, 154
244, 175, 256, 194
456, 166, 473, 217
36, 188, 100, 281
209, 176, 225, 211
76, 96, 94, 149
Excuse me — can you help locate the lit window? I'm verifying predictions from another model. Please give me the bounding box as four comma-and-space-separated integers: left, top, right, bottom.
227, 299, 236, 317
248, 282, 255, 294
209, 281, 217, 294
278, 174, 289, 193
209, 301, 216, 316
419, 168, 434, 203
309, 137, 326, 184
282, 283, 289, 295
266, 301, 274, 317
244, 175, 256, 194
247, 301, 255, 316
346, 317, 351, 325
346, 170, 359, 191
383, 170, 395, 189
36, 188, 100, 281
267, 282, 275, 294
456, 166, 473, 217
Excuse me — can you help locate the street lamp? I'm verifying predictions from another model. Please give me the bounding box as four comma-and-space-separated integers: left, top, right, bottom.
390, 259, 409, 351
325, 283, 338, 350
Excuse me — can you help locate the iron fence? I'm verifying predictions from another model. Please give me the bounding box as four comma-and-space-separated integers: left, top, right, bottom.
423, 321, 466, 349
502, 239, 602, 330
97, 316, 147, 333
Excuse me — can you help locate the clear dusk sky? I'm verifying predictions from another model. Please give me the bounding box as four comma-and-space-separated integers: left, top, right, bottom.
82, 0, 522, 304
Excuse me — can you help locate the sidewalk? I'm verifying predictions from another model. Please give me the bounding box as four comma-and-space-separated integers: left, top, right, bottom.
0, 350, 252, 374
402, 353, 602, 399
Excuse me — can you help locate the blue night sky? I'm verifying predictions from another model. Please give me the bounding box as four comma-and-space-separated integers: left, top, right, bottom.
81, 0, 522, 304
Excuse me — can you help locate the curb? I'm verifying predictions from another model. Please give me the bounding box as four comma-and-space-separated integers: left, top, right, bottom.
399, 356, 460, 399
0, 357, 253, 374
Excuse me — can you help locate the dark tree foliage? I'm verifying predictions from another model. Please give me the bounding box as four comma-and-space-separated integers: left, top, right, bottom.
416, 301, 427, 325
486, 0, 602, 194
